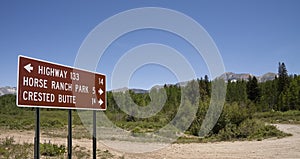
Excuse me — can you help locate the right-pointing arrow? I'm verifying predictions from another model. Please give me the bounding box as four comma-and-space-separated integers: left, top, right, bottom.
98, 99, 103, 106
98, 88, 104, 95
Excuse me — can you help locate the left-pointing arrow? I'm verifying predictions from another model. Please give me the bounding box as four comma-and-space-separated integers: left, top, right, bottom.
24, 63, 33, 73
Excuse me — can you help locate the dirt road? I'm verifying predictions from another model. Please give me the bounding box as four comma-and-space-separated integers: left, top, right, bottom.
127, 124, 300, 159
0, 124, 299, 158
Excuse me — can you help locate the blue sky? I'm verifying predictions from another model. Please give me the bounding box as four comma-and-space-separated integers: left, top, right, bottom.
1, 0, 299, 90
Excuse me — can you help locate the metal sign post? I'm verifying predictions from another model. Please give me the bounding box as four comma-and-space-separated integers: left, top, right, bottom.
93, 110, 97, 159
68, 110, 72, 159
34, 107, 40, 159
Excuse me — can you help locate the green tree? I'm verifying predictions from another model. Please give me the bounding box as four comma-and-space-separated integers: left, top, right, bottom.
204, 75, 211, 97
198, 77, 210, 101
226, 80, 247, 103
259, 80, 277, 111
279, 75, 300, 111
286, 78, 299, 110
277, 62, 290, 111
246, 76, 261, 103
278, 62, 289, 93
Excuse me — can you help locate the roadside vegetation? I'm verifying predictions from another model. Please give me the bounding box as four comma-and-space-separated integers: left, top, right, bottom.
0, 136, 32, 159
0, 136, 117, 158
254, 110, 300, 124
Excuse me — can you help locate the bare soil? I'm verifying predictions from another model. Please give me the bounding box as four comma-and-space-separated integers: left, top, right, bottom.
0, 124, 299, 159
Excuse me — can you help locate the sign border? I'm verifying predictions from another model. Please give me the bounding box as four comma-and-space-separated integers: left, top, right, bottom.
17, 55, 107, 111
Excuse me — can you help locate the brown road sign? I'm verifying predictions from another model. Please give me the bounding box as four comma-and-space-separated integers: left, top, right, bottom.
17, 55, 106, 110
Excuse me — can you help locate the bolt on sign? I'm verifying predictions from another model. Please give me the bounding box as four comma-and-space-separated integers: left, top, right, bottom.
17, 55, 106, 110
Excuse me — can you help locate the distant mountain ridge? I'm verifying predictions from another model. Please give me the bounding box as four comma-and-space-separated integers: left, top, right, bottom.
0, 86, 16, 96
111, 87, 149, 94
219, 72, 277, 83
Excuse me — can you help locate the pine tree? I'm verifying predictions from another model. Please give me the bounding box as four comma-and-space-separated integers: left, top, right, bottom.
277, 62, 290, 110
226, 80, 247, 103
204, 75, 211, 96
278, 62, 289, 93
287, 78, 299, 110
259, 80, 277, 111
246, 76, 261, 103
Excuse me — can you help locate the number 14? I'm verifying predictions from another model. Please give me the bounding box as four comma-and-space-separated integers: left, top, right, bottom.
99, 78, 104, 85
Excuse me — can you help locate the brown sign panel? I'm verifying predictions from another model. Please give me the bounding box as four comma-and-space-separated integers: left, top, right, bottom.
17, 55, 106, 110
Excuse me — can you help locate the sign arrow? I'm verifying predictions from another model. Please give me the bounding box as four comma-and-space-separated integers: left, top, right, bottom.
24, 63, 33, 73
98, 99, 103, 106
98, 88, 103, 95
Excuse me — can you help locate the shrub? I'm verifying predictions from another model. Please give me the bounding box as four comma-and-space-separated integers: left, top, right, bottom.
98, 149, 114, 159
216, 119, 290, 141
212, 102, 250, 134
40, 142, 66, 157
0, 137, 32, 158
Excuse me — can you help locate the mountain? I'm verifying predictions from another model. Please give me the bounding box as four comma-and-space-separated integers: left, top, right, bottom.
218, 72, 277, 82
219, 72, 252, 82
111, 87, 149, 94
110, 72, 278, 94
0, 86, 17, 96
258, 72, 278, 82
130, 88, 149, 94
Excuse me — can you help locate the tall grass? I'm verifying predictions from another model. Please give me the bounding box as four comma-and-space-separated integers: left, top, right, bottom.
254, 110, 300, 124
